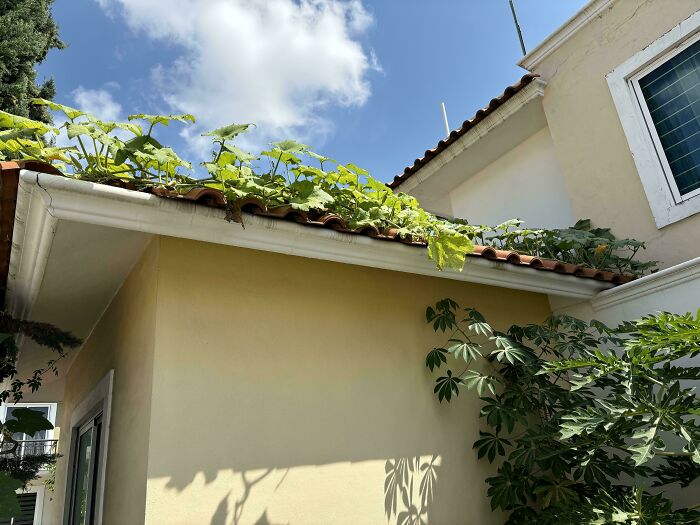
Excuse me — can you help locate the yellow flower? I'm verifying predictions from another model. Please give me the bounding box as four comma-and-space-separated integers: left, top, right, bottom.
595, 244, 609, 256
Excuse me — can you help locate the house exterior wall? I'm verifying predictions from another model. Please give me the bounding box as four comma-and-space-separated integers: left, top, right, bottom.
43, 240, 160, 525
141, 236, 552, 525
448, 127, 574, 228
533, 0, 700, 268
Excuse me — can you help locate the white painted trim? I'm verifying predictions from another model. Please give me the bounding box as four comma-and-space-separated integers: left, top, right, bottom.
6, 174, 58, 320
6, 170, 610, 319
518, 0, 614, 72
395, 78, 547, 194
592, 255, 700, 311
607, 9, 700, 228
16, 484, 45, 525
61, 370, 113, 525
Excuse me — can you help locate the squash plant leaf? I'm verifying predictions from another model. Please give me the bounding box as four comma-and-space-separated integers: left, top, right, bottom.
203, 123, 253, 140
30, 97, 86, 121
427, 230, 473, 271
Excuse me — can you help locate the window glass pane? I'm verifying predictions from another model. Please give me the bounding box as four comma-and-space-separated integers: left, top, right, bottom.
71, 427, 94, 525
639, 38, 700, 196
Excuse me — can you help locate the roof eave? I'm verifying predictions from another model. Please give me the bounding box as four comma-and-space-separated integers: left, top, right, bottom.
6, 170, 612, 322
518, 0, 614, 72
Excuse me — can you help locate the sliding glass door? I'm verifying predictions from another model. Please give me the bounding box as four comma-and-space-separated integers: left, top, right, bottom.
67, 414, 102, 525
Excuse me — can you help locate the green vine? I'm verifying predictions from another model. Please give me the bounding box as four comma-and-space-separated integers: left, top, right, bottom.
0, 100, 655, 275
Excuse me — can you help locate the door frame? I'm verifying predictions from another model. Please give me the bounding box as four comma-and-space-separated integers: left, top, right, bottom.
61, 370, 113, 525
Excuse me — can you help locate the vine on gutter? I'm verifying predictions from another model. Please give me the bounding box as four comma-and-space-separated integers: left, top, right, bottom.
0, 101, 655, 276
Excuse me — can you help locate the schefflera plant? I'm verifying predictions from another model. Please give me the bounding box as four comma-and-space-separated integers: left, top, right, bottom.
424, 298, 700, 524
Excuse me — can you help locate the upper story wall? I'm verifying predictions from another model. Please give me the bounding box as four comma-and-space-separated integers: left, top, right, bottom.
144, 236, 553, 525
449, 127, 575, 228
530, 0, 700, 268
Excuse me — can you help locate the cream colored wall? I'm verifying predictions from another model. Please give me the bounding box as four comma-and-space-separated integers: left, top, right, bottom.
533, 0, 700, 268
449, 127, 574, 228
143, 236, 552, 525
43, 240, 159, 525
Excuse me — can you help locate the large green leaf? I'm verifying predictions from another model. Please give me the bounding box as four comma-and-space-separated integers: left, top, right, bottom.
30, 98, 85, 120
202, 123, 253, 140
3, 407, 54, 437
427, 230, 473, 271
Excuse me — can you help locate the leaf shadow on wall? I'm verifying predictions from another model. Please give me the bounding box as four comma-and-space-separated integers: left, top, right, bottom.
210, 468, 290, 525
384, 455, 440, 525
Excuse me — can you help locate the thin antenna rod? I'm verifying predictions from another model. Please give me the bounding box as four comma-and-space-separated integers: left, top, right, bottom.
440, 102, 450, 138
508, 0, 527, 56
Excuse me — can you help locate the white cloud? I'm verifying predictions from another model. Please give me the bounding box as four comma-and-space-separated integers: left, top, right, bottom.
94, 0, 378, 150
72, 86, 123, 121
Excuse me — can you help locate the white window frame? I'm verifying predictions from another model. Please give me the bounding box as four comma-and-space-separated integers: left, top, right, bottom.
60, 370, 113, 525
15, 485, 45, 525
607, 9, 700, 228
0, 402, 57, 442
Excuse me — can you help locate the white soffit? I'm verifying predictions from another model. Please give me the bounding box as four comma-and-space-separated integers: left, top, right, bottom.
5, 170, 611, 334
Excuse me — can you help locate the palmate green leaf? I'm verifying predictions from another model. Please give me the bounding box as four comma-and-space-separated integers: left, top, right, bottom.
203, 123, 253, 140
490, 335, 527, 364
533, 478, 579, 508
474, 431, 511, 463
427, 229, 473, 271
425, 347, 448, 371
446, 338, 482, 362
433, 370, 461, 403
0, 472, 22, 518
461, 370, 497, 396
425, 299, 458, 332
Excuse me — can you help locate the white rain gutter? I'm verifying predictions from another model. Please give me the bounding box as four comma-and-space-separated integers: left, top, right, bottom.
592, 255, 700, 311
5, 170, 613, 319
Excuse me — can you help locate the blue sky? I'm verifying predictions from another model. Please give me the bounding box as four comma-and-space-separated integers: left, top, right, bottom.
38, 0, 588, 182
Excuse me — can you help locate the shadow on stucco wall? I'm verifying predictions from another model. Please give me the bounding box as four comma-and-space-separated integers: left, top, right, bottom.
210, 469, 290, 525
384, 455, 440, 525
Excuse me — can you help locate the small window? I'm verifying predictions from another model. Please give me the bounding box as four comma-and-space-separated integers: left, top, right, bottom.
632, 36, 700, 201
608, 10, 700, 228
0, 404, 57, 458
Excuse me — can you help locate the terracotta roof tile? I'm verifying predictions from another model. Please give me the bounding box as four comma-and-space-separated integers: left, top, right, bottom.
389, 74, 539, 190
0, 162, 635, 296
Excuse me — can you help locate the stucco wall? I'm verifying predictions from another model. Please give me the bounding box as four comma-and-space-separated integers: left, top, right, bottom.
449, 127, 574, 228
533, 0, 700, 268
142, 236, 552, 525
44, 240, 159, 525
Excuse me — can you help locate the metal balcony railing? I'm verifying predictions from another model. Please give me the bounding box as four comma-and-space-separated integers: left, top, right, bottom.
0, 439, 58, 457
